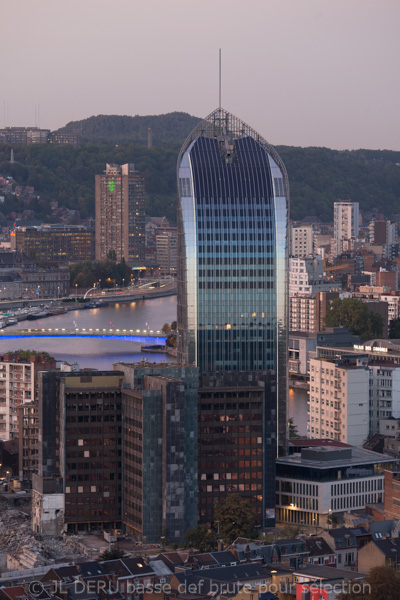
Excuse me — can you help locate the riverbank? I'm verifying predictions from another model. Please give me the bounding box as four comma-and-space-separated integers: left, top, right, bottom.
0, 284, 177, 327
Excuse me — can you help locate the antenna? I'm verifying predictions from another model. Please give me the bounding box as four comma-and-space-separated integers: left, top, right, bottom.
219, 49, 222, 109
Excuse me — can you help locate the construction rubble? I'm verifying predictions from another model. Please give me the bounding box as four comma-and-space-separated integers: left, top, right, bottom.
0, 498, 86, 571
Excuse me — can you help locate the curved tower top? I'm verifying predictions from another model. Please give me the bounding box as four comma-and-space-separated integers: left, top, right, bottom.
178, 107, 289, 195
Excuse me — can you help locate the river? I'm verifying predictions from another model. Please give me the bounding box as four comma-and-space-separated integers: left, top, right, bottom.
2, 295, 308, 435
1, 296, 178, 370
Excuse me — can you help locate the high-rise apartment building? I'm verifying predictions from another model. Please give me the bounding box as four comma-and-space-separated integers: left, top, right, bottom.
177, 108, 289, 526
156, 228, 177, 275
308, 356, 369, 445
288, 257, 340, 332
290, 224, 314, 257
95, 163, 145, 267
0, 352, 55, 442
334, 201, 359, 257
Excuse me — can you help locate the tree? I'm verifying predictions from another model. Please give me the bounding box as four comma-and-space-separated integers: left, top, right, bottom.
214, 494, 255, 544
288, 417, 300, 439
166, 333, 177, 348
184, 524, 219, 552
107, 249, 117, 262
278, 524, 300, 539
337, 565, 400, 600
324, 298, 383, 340
98, 546, 126, 561
8, 349, 54, 361
170, 321, 177, 330
161, 322, 171, 333
389, 319, 400, 339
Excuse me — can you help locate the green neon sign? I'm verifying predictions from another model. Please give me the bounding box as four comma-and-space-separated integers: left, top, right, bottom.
109, 181, 115, 192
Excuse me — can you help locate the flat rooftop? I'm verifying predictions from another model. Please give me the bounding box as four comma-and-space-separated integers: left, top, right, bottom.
277, 445, 394, 470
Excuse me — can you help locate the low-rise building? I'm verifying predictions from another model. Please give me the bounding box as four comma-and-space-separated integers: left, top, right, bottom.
12, 225, 95, 264
358, 537, 400, 573
276, 445, 395, 527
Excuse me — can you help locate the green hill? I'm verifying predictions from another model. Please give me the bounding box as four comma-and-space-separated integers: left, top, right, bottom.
54, 112, 201, 145
0, 113, 400, 224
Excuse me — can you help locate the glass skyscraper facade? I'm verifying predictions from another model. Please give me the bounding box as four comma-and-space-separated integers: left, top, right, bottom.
177, 109, 289, 525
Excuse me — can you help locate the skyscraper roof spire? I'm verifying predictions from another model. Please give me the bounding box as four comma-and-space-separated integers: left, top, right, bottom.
219, 48, 222, 109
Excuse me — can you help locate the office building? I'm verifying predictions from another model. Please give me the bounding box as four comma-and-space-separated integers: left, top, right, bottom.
32, 364, 197, 542
117, 362, 198, 543
334, 201, 359, 256
276, 445, 394, 527
290, 224, 314, 257
0, 127, 80, 145
177, 108, 289, 526
95, 163, 145, 267
32, 370, 125, 535
0, 127, 50, 144
12, 225, 95, 264
308, 356, 369, 445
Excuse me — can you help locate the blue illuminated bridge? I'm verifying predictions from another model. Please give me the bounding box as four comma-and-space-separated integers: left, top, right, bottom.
0, 328, 167, 345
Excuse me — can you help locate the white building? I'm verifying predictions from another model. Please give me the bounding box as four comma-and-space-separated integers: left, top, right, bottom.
0, 360, 34, 440
334, 201, 359, 257
276, 445, 393, 527
0, 353, 54, 441
308, 357, 369, 446
289, 257, 340, 332
289, 256, 338, 297
379, 417, 400, 438
290, 224, 314, 258
381, 295, 400, 323
290, 296, 317, 332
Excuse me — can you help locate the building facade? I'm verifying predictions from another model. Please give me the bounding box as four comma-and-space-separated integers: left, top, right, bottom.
176, 108, 289, 526
12, 225, 95, 264
156, 228, 177, 275
32, 370, 125, 535
290, 224, 314, 257
308, 357, 369, 445
276, 446, 394, 527
334, 201, 359, 257
0, 352, 55, 443
95, 163, 145, 267
117, 362, 198, 543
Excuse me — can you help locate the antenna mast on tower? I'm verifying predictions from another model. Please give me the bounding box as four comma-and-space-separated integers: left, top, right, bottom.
219, 49, 222, 109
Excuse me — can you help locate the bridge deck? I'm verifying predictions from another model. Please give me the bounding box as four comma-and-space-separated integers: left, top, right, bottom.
0, 328, 167, 344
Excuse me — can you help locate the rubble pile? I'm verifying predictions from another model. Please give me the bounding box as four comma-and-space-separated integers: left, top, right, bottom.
0, 504, 84, 570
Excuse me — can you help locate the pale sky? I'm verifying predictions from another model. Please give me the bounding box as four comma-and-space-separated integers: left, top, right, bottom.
2, 0, 399, 150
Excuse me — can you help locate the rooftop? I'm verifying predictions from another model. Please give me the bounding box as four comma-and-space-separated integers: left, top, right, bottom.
277, 445, 393, 470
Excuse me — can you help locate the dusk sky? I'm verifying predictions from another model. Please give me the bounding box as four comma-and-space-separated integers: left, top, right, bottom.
2, 0, 399, 150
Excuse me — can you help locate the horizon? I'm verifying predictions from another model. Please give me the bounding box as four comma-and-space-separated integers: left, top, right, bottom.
3, 110, 400, 154
2, 0, 399, 152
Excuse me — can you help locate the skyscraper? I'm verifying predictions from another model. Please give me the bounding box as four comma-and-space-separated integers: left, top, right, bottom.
177, 108, 289, 526
95, 163, 145, 267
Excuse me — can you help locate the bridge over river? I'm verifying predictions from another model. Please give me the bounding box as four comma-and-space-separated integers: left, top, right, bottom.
0, 328, 167, 345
